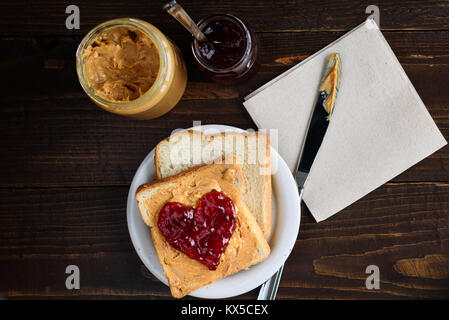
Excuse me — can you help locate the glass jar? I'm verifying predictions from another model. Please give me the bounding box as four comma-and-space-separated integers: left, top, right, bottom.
191, 14, 259, 84
76, 18, 187, 120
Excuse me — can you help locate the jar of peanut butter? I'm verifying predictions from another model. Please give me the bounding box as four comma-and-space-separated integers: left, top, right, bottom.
76, 18, 187, 119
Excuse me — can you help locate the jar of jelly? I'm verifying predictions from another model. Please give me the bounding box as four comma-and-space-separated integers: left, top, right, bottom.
191, 14, 259, 84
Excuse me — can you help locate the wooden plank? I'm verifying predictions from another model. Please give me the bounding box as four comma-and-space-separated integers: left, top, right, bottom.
0, 186, 256, 299
2, 0, 449, 36
0, 31, 448, 187
0, 182, 447, 299
279, 182, 449, 299
2, 31, 449, 99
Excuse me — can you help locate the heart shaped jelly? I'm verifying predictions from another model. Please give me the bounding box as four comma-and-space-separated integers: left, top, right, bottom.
157, 189, 236, 270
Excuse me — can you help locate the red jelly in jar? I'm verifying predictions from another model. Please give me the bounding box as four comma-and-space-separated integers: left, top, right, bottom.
192, 14, 259, 84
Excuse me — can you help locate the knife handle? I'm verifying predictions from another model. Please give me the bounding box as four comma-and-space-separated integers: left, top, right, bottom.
257, 189, 303, 300
257, 264, 284, 300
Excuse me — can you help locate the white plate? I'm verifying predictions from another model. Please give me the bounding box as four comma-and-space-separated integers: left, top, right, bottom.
127, 124, 301, 299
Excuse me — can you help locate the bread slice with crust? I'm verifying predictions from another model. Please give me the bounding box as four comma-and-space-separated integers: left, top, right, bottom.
136, 162, 270, 298
154, 130, 272, 239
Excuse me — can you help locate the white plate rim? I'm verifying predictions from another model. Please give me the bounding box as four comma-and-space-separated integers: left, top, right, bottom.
126, 124, 300, 299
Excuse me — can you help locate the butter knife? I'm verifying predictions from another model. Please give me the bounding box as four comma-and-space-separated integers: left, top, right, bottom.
257, 53, 342, 300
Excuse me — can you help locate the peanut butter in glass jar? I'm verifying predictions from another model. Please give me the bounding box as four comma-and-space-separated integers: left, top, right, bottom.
76, 18, 187, 120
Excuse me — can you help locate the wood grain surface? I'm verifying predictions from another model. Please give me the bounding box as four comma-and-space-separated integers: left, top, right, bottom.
0, 0, 448, 299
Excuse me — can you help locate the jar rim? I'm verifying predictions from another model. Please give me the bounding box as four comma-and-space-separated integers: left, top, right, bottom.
75, 18, 168, 111
191, 14, 252, 74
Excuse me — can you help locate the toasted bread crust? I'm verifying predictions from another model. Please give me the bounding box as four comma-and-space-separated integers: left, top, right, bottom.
137, 162, 210, 197
260, 133, 272, 238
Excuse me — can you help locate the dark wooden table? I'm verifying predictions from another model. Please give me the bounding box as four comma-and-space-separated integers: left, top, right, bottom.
1, 0, 448, 299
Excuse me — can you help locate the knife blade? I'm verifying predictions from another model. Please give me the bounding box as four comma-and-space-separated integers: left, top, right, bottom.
257, 53, 342, 300
295, 52, 342, 193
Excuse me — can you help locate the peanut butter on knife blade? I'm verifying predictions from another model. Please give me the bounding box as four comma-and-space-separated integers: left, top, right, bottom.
319, 53, 342, 120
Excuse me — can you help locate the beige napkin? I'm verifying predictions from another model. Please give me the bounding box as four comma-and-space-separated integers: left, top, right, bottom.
243, 19, 447, 222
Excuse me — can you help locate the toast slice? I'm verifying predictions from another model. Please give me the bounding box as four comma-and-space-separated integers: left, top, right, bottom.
136, 162, 270, 298
154, 130, 272, 239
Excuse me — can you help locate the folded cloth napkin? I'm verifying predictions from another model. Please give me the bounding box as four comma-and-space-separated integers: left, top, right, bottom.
243, 19, 447, 222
